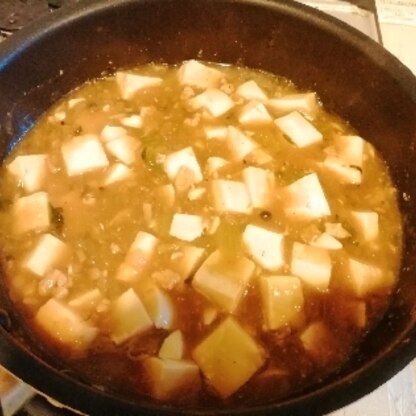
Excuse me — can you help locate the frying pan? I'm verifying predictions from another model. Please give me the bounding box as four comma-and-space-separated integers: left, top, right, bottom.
0, 1, 415, 415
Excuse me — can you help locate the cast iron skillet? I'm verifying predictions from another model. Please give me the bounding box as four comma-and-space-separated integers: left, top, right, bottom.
0, 0, 415, 415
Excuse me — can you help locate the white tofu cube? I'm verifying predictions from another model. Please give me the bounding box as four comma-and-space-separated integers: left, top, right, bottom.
325, 222, 351, 239
244, 147, 273, 166
7, 154, 48, 193
109, 288, 153, 345
283, 173, 331, 219
300, 321, 333, 360
100, 125, 127, 143
310, 232, 343, 250
164, 147, 203, 184
128, 231, 159, 256
115, 262, 141, 284
192, 317, 265, 398
116, 72, 162, 100
23, 234, 69, 277
243, 166, 275, 208
347, 258, 391, 297
159, 330, 184, 360
169, 213, 204, 242
68, 288, 104, 317
13, 192, 50, 234
267, 93, 318, 116
120, 115, 143, 128
35, 299, 97, 350
275, 111, 323, 148
205, 157, 229, 177
188, 187, 206, 201
144, 357, 200, 401
226, 126, 259, 161
105, 135, 139, 165
102, 163, 133, 186
178, 60, 223, 89
323, 156, 362, 185
203, 125, 228, 140
171, 245, 206, 280
236, 80, 268, 102
61, 134, 109, 176
260, 275, 304, 330
210, 179, 252, 215
155, 184, 176, 208
350, 211, 379, 241
238, 102, 273, 125
291, 242, 332, 290
192, 250, 255, 313
334, 135, 365, 168
242, 225, 285, 271
191, 88, 234, 118
138, 282, 175, 330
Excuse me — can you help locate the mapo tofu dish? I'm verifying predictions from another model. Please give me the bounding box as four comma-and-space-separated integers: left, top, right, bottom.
0, 61, 402, 406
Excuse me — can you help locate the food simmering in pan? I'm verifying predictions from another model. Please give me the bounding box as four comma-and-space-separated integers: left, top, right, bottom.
0, 61, 402, 405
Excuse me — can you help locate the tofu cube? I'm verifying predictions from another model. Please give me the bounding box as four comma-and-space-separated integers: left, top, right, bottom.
310, 232, 343, 250
7, 154, 48, 193
242, 225, 285, 271
104, 135, 139, 165
178, 60, 223, 89
236, 80, 268, 102
203, 125, 228, 140
323, 156, 362, 185
260, 275, 305, 330
164, 147, 203, 184
334, 135, 365, 168
171, 245, 206, 280
169, 213, 204, 242
238, 102, 273, 125
128, 231, 158, 257
325, 222, 351, 239
102, 163, 133, 186
115, 231, 158, 284
13, 192, 50, 234
300, 321, 333, 361
191, 88, 234, 118
347, 258, 392, 297
120, 115, 143, 128
68, 288, 104, 317
226, 126, 259, 161
192, 317, 265, 398
138, 282, 175, 330
116, 72, 162, 100
192, 250, 256, 313
115, 262, 142, 284
23, 234, 69, 278
267, 93, 318, 116
61, 134, 109, 176
243, 166, 275, 208
210, 180, 252, 215
155, 184, 176, 208
100, 125, 127, 143
159, 330, 184, 360
350, 211, 379, 241
291, 242, 332, 290
109, 288, 153, 345
283, 173, 331, 219
205, 157, 229, 177
275, 111, 323, 148
144, 357, 200, 401
35, 299, 98, 350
